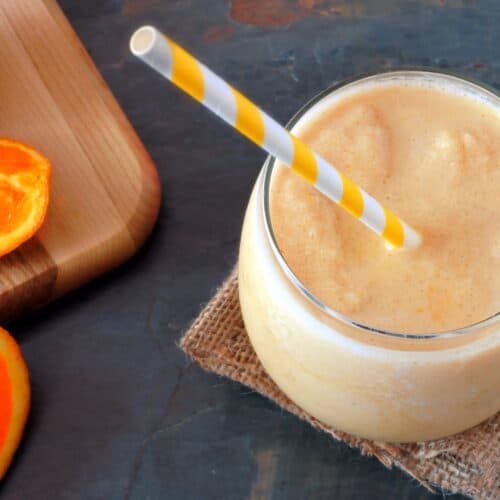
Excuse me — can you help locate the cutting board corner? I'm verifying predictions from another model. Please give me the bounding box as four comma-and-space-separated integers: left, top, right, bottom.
0, 0, 162, 322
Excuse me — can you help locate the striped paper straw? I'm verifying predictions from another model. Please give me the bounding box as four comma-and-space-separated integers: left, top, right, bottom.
130, 26, 421, 249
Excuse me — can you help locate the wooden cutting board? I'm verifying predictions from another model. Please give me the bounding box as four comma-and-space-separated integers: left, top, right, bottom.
0, 0, 161, 322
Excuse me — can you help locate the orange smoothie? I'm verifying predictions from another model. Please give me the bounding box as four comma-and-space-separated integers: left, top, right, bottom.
239, 71, 500, 442
271, 79, 500, 333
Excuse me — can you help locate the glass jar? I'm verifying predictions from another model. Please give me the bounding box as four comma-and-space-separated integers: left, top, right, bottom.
238, 71, 500, 443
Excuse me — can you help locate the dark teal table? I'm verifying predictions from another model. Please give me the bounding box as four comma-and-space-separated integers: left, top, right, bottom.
4, 1, 498, 498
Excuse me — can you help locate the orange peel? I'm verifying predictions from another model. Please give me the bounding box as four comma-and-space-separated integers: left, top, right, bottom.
0, 327, 30, 479
0, 139, 51, 257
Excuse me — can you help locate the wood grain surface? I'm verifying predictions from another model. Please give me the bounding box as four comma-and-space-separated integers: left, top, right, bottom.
0, 0, 161, 321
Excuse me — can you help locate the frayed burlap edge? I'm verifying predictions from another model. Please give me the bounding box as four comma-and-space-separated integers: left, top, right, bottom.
180, 267, 499, 499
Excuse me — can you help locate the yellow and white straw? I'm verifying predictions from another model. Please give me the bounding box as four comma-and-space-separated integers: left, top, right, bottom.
130, 26, 421, 249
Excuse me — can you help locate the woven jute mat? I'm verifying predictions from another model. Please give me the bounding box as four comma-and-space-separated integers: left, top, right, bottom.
180, 268, 499, 499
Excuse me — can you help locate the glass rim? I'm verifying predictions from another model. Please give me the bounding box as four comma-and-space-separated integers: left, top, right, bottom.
262, 69, 500, 340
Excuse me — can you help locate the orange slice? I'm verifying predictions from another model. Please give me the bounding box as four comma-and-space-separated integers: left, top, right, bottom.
0, 139, 51, 257
0, 327, 30, 479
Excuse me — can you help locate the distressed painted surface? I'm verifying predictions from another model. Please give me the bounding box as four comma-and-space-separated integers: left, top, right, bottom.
2, 1, 498, 499
229, 0, 473, 27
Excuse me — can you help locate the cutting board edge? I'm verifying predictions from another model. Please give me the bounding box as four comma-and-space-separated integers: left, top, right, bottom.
0, 0, 163, 322
44, 0, 163, 252
40, 0, 163, 298
0, 157, 162, 324
52, 159, 162, 299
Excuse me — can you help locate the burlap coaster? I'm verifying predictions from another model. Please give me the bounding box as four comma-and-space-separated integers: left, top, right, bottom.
180, 267, 499, 499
